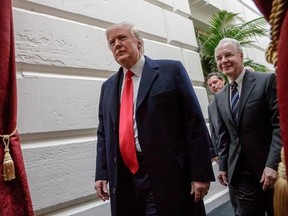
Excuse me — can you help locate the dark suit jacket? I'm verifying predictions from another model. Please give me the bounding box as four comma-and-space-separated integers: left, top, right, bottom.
95, 56, 215, 216
215, 70, 281, 184
208, 99, 220, 158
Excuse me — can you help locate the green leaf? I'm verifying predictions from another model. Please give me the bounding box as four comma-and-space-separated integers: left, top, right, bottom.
196, 10, 268, 78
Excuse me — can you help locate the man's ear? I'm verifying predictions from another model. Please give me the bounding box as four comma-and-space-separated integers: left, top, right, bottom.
137, 40, 142, 49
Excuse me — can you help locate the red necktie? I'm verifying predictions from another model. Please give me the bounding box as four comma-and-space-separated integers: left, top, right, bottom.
119, 70, 139, 174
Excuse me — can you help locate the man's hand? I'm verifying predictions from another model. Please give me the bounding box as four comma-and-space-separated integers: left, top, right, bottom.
217, 171, 228, 186
190, 181, 210, 203
260, 167, 278, 191
95, 180, 110, 201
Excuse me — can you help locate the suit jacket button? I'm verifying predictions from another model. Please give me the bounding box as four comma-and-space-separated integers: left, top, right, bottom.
112, 188, 116, 194
114, 157, 117, 163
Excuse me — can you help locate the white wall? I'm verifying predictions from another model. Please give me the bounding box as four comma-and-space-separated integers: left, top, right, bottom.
13, 0, 269, 215
189, 0, 273, 70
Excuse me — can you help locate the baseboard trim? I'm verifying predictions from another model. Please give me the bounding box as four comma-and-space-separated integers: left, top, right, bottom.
204, 188, 230, 213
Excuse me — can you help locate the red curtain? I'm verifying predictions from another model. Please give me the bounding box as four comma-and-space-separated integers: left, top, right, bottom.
253, 0, 288, 171
0, 0, 34, 215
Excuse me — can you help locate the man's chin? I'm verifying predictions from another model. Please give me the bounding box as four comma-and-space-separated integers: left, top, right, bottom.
222, 69, 232, 75
116, 56, 127, 64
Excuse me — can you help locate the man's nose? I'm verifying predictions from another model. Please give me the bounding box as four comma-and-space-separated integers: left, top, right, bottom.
115, 39, 122, 48
221, 57, 229, 63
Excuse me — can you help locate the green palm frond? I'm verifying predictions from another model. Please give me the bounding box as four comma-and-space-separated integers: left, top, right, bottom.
209, 10, 238, 35
244, 59, 267, 72
196, 10, 269, 76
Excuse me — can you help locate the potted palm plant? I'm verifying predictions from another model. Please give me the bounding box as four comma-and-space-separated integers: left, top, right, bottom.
196, 10, 268, 77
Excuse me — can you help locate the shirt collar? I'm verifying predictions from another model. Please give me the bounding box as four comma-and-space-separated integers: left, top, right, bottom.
228, 67, 245, 85
123, 55, 145, 77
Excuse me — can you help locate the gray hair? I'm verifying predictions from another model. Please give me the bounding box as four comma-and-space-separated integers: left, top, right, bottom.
215, 38, 243, 53
106, 22, 144, 55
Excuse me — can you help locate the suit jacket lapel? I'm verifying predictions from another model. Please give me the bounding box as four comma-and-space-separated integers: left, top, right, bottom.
238, 70, 255, 123
222, 84, 237, 127
136, 56, 158, 111
109, 69, 123, 128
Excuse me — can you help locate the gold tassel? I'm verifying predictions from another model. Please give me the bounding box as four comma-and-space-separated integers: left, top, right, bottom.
266, 0, 288, 213
1, 134, 16, 181
274, 147, 288, 216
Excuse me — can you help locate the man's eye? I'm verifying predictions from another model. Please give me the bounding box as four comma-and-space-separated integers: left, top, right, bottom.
225, 53, 233, 58
119, 36, 127, 41
109, 41, 115, 47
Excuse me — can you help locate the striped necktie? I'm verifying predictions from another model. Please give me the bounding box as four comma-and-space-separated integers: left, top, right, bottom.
230, 81, 239, 121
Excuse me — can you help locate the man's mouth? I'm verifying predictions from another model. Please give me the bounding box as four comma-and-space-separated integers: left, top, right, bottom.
222, 65, 232, 70
116, 51, 125, 57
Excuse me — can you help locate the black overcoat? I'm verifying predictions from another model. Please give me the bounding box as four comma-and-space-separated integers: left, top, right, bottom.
96, 56, 215, 216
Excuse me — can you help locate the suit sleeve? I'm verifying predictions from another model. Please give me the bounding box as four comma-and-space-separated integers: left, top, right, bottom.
95, 84, 108, 181
265, 73, 282, 170
214, 96, 230, 172
176, 61, 215, 181
208, 104, 218, 158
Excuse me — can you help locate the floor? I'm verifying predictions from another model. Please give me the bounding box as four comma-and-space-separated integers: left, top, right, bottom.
207, 201, 234, 216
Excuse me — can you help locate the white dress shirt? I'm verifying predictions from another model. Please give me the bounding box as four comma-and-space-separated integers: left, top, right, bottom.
121, 55, 145, 152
